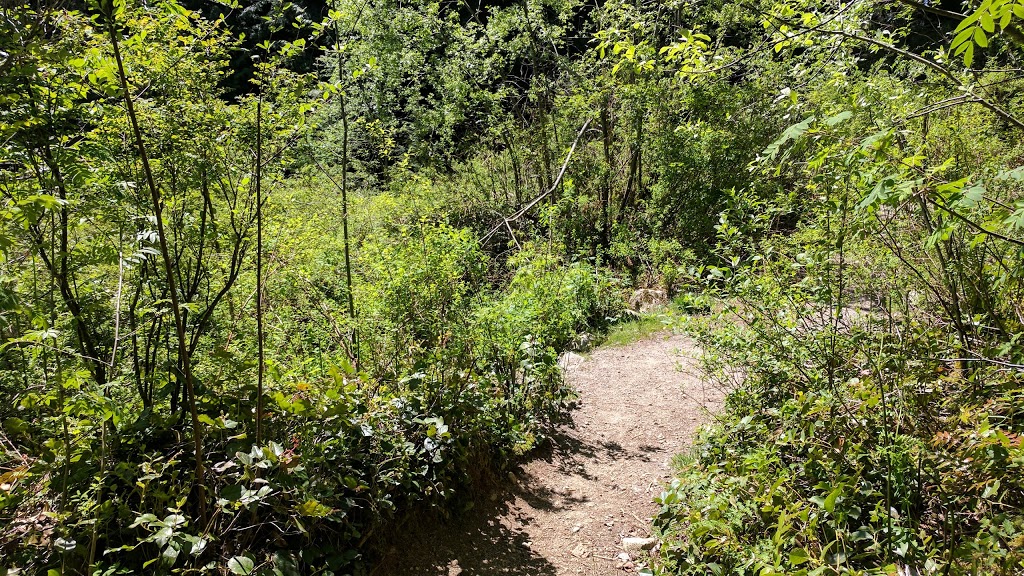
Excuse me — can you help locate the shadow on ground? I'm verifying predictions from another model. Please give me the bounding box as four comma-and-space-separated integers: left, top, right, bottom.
371, 334, 722, 576
372, 494, 558, 576
370, 421, 646, 575
538, 418, 656, 477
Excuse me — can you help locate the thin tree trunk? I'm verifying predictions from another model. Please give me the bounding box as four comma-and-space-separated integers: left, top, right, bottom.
255, 84, 265, 445
334, 5, 358, 367
600, 94, 613, 249
26, 141, 107, 386
106, 12, 206, 522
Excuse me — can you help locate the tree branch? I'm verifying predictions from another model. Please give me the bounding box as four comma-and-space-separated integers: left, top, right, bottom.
482, 117, 593, 244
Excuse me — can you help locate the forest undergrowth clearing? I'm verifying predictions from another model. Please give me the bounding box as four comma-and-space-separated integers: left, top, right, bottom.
375, 332, 724, 575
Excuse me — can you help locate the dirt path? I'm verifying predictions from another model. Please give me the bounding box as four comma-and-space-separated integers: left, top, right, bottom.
375, 333, 723, 575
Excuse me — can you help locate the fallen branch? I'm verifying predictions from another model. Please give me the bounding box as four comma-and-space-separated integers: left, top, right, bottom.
481, 118, 593, 244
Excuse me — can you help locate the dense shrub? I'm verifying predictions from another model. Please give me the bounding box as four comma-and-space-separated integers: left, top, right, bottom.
650, 89, 1024, 574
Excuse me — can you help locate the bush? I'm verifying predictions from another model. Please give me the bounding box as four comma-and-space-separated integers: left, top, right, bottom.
473, 245, 624, 451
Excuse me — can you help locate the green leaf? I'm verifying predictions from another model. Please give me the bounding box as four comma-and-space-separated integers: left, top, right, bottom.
189, 536, 209, 555
129, 513, 159, 528
981, 12, 996, 32
824, 110, 853, 126
235, 451, 252, 466
851, 529, 874, 542
951, 27, 975, 50
163, 544, 180, 566
959, 184, 986, 208
221, 484, 243, 502
999, 10, 1013, 28
228, 556, 255, 575
296, 499, 332, 518
763, 116, 816, 160
982, 479, 1001, 498
996, 165, 1024, 180
163, 514, 186, 527
974, 27, 989, 47
167, 2, 191, 16
789, 547, 810, 566
3, 417, 28, 435
824, 486, 842, 513
272, 552, 302, 576
956, 9, 981, 30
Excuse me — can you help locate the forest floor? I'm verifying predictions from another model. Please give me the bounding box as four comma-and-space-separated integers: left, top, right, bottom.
374, 332, 724, 575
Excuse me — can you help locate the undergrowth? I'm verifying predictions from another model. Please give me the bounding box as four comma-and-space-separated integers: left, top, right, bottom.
650, 95, 1024, 575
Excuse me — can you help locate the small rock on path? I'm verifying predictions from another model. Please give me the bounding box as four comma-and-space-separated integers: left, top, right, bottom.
374, 333, 723, 575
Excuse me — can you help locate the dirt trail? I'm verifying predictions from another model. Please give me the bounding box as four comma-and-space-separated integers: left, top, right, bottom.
375, 333, 723, 575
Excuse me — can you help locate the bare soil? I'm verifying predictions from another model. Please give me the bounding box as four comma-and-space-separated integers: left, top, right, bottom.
374, 333, 723, 575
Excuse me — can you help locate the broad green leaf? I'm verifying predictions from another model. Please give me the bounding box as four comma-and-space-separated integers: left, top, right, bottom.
981, 12, 996, 32
957, 9, 981, 29
982, 479, 1001, 498
789, 547, 810, 566
951, 27, 974, 50
997, 165, 1024, 180
3, 417, 28, 434
129, 513, 159, 528
763, 116, 816, 160
162, 544, 180, 566
221, 484, 243, 501
189, 537, 209, 555
1006, 207, 1024, 229
824, 486, 842, 512
163, 514, 186, 527
228, 556, 255, 575
851, 529, 874, 542
974, 28, 989, 47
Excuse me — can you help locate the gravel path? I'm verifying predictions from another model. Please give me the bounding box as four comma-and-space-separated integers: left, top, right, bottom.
374, 333, 723, 575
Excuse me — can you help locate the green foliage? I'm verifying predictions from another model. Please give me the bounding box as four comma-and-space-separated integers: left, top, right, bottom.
0, 0, 625, 572
951, 0, 1024, 66
477, 245, 622, 352
4, 0, 1024, 572
649, 12, 1024, 570
356, 223, 486, 377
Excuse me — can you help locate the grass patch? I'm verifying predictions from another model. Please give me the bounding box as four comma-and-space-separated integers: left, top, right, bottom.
601, 311, 674, 347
